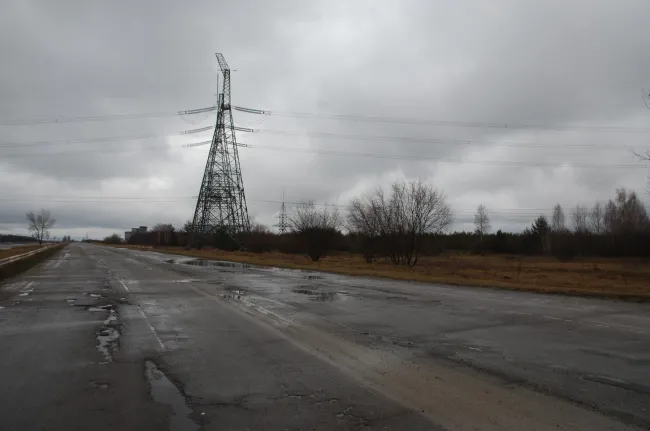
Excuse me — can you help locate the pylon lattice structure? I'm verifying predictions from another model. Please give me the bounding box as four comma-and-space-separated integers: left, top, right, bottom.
276, 202, 289, 234
191, 53, 250, 247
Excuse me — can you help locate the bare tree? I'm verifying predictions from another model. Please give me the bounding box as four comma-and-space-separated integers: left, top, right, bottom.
250, 222, 270, 234
603, 200, 617, 234
474, 204, 490, 251
347, 193, 383, 262
384, 180, 452, 267
347, 180, 452, 266
588, 202, 604, 234
289, 202, 342, 261
551, 204, 566, 233
152, 223, 175, 232
600, 189, 650, 235
289, 202, 341, 232
26, 209, 56, 245
179, 220, 193, 234
571, 205, 589, 234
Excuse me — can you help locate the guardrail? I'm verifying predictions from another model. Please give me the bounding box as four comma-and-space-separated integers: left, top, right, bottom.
0, 245, 57, 267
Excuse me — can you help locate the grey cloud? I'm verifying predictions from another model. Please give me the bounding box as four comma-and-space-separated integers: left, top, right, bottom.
1, 0, 649, 239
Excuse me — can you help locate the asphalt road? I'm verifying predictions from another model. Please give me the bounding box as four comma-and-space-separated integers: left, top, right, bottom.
0, 244, 648, 430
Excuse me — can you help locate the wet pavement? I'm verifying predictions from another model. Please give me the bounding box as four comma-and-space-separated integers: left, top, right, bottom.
1, 244, 648, 430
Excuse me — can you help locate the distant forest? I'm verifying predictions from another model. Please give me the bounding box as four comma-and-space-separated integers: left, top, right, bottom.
0, 234, 37, 243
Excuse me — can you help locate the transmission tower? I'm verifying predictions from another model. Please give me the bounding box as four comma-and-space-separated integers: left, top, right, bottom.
191, 53, 250, 247
276, 190, 289, 234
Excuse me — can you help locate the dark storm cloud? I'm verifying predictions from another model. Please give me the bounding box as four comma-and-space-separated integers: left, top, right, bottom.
1, 0, 649, 238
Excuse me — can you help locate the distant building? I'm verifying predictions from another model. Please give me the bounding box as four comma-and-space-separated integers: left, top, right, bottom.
124, 226, 147, 242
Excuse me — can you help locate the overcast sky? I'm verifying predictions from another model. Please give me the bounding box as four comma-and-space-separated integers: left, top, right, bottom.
1, 0, 650, 240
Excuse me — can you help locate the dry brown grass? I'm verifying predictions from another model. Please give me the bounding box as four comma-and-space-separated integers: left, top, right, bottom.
0, 244, 44, 261
105, 244, 650, 300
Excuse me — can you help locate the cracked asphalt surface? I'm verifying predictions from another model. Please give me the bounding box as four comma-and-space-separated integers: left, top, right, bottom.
0, 244, 648, 430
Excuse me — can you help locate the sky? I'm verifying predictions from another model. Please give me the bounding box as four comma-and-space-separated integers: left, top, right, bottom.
1, 0, 650, 240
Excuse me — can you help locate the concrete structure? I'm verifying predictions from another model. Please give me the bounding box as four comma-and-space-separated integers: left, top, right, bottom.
124, 226, 147, 242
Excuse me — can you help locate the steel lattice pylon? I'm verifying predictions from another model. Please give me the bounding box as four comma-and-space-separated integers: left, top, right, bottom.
191, 53, 250, 247
275, 190, 289, 234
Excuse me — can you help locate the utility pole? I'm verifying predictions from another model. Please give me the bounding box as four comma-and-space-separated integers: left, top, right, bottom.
191, 53, 250, 248
275, 189, 289, 234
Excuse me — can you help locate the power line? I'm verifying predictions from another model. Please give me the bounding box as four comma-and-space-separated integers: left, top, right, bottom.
3, 122, 647, 151
0, 125, 213, 149
238, 144, 646, 169
0, 194, 627, 215
185, 127, 642, 150
3, 140, 644, 169
234, 106, 650, 134
0, 106, 216, 126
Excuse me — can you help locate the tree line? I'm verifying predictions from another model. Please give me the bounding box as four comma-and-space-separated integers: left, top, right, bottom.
115, 182, 650, 265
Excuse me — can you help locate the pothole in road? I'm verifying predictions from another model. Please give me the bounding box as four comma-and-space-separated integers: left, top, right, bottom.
95, 307, 121, 363
184, 259, 251, 269
87, 304, 114, 312
293, 288, 315, 295
292, 288, 348, 302
225, 286, 245, 295
145, 360, 199, 431
88, 381, 110, 390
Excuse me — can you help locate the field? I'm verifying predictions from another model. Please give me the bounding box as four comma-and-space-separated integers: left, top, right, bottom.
0, 244, 44, 261
104, 244, 650, 300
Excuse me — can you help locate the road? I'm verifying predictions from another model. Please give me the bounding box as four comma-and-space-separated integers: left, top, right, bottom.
0, 243, 648, 430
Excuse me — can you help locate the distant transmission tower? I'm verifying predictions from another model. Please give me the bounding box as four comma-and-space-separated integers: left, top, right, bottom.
276, 190, 289, 234
191, 53, 250, 247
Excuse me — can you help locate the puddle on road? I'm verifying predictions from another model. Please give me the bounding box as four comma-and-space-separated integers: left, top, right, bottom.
145, 360, 198, 431
88, 381, 110, 390
87, 304, 114, 313
184, 259, 251, 269
96, 307, 121, 363
293, 288, 314, 295
312, 292, 340, 302
292, 288, 348, 302
97, 326, 119, 362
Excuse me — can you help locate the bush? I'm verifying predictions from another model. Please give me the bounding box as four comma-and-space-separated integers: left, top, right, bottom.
211, 229, 241, 251
299, 227, 341, 262
103, 233, 123, 244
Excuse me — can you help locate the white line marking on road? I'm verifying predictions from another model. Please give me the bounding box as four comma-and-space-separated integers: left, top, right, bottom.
596, 375, 628, 385
25, 281, 34, 290
543, 316, 563, 321
117, 278, 130, 292
137, 306, 165, 350
109, 273, 163, 350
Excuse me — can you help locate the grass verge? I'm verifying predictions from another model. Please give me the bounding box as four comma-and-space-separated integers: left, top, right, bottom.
0, 244, 44, 260
103, 244, 650, 301
0, 244, 65, 285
